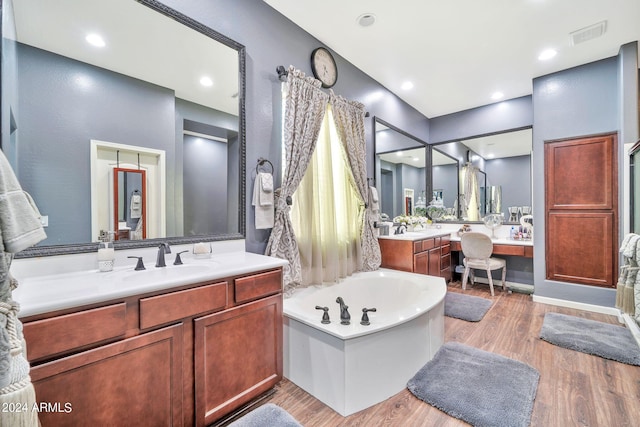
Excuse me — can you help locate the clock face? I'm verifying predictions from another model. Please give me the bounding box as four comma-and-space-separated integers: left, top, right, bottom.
311, 47, 338, 88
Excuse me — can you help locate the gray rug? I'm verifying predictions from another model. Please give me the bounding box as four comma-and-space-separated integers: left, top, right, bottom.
540, 312, 640, 366
227, 403, 302, 427
444, 292, 493, 322
407, 342, 539, 427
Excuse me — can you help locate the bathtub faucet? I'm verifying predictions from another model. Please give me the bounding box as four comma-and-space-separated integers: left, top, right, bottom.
336, 297, 351, 325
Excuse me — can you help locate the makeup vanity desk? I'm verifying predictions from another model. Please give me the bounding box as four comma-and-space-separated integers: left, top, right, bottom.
449, 235, 534, 258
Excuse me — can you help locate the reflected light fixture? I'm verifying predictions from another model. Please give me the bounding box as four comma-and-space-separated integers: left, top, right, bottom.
401, 81, 414, 90
200, 76, 213, 87
85, 33, 105, 47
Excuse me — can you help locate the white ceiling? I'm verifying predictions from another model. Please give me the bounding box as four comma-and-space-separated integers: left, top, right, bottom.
12, 0, 239, 115
264, 0, 640, 118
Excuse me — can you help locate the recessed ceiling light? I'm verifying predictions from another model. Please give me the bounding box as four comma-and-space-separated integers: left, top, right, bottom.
491, 91, 504, 100
396, 151, 403, 156
357, 13, 376, 27
487, 154, 495, 159
413, 157, 419, 161
200, 76, 213, 87
538, 48, 557, 61
401, 81, 414, 90
85, 33, 105, 48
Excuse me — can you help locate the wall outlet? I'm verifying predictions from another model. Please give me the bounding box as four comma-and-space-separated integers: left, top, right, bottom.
40, 215, 48, 227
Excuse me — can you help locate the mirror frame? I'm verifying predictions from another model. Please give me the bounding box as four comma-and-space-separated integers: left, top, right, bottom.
372, 117, 430, 219
12, 0, 247, 258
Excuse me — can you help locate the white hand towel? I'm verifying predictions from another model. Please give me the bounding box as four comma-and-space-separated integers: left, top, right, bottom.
252, 174, 274, 229
369, 186, 380, 213
130, 193, 142, 219
259, 173, 273, 206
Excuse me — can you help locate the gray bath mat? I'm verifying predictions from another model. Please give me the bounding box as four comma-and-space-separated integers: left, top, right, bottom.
407, 342, 539, 427
540, 312, 640, 366
444, 292, 493, 322
227, 403, 302, 427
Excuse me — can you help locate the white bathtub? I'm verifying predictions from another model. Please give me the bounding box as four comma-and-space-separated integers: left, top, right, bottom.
283, 269, 446, 416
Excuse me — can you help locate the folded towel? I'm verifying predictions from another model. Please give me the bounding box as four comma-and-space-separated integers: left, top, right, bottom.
260, 173, 273, 193
252, 174, 274, 229
0, 151, 46, 254
130, 193, 142, 219
369, 186, 380, 213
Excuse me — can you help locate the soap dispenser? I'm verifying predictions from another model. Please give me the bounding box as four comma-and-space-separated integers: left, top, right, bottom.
98, 234, 115, 272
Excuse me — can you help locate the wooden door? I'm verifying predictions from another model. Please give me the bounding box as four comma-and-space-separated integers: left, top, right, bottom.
545, 133, 618, 287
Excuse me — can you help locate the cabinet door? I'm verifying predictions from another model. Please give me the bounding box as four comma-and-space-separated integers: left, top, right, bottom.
428, 247, 441, 276
413, 251, 428, 274
194, 294, 282, 426
31, 324, 183, 427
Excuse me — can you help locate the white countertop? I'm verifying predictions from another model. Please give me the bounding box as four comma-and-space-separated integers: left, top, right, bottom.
13, 251, 288, 318
378, 229, 452, 241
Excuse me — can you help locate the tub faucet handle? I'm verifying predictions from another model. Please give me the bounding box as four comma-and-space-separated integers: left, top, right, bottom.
360, 307, 377, 326
315, 306, 330, 324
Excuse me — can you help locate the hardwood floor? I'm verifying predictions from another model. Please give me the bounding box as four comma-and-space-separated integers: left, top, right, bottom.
262, 281, 640, 426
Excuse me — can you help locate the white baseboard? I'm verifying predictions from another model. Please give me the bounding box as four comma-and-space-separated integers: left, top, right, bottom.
468, 277, 534, 294
532, 295, 620, 316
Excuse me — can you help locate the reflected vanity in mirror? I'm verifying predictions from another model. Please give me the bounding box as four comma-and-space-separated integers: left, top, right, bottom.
431, 147, 459, 219
432, 127, 532, 224
1, 0, 246, 256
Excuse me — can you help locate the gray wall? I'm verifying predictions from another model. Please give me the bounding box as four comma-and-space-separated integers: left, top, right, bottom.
429, 95, 533, 143
532, 57, 619, 305
432, 163, 457, 209
159, 0, 430, 255
182, 134, 228, 235
484, 155, 531, 218
16, 43, 175, 245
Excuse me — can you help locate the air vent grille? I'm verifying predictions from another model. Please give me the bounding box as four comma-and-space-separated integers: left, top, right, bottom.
570, 21, 607, 45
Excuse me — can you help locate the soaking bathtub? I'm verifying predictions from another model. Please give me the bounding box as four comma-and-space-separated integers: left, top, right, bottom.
283, 268, 446, 416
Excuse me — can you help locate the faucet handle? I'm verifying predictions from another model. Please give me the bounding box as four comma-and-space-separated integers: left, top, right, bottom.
127, 256, 146, 271
174, 250, 188, 265
315, 306, 331, 324
360, 307, 377, 326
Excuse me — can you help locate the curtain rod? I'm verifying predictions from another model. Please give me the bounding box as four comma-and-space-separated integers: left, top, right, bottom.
275, 65, 370, 117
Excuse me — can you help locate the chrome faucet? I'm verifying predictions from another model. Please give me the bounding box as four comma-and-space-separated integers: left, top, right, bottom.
336, 297, 351, 325
155, 242, 171, 267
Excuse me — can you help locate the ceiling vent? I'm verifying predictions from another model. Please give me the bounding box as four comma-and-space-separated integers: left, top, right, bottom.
570, 21, 607, 46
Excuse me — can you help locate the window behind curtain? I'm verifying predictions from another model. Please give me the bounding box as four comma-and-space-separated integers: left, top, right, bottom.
290, 105, 363, 285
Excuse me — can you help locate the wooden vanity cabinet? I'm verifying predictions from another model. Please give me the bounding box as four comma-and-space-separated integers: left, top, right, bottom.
22, 267, 284, 427
379, 235, 451, 280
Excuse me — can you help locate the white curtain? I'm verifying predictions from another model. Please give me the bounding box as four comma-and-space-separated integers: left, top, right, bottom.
461, 164, 480, 221
291, 105, 363, 285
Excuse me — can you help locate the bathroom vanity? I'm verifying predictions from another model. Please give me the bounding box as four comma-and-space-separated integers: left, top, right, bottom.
378, 231, 452, 281
13, 246, 287, 426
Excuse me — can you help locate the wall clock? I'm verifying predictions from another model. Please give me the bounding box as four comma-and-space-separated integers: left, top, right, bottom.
310, 47, 338, 88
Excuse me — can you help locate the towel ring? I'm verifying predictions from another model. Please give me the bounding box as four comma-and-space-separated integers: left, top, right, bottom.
256, 157, 274, 174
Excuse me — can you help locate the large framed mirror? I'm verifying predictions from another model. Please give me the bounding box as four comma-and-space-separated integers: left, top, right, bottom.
373, 117, 428, 220
432, 127, 532, 223
2, 0, 246, 257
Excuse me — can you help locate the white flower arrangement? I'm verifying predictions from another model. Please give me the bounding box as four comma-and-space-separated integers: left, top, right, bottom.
393, 215, 428, 226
